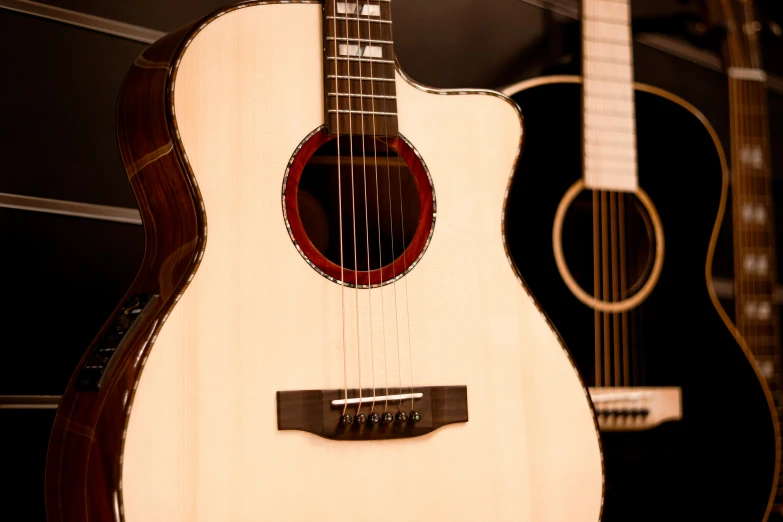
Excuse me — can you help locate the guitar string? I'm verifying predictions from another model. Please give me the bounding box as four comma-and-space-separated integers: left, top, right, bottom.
593, 190, 602, 387
611, 191, 620, 386
741, 0, 760, 370
724, 0, 753, 372
354, 0, 377, 416
331, 0, 349, 416
746, 3, 772, 372
384, 2, 415, 412
601, 190, 612, 386
341, 0, 363, 417
365, 0, 390, 416
584, 3, 603, 388
619, 192, 630, 386
375, 1, 403, 414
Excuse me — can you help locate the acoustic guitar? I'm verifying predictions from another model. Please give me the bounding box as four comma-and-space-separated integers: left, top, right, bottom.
502, 0, 778, 519
45, 1, 603, 521
704, 0, 783, 518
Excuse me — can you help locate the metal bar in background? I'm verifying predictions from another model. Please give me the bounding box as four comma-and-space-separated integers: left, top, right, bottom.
712, 277, 783, 302
0, 0, 165, 44
0, 192, 142, 225
0, 395, 60, 409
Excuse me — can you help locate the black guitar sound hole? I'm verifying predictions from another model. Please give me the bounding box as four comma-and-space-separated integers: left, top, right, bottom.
562, 190, 655, 300
298, 135, 420, 272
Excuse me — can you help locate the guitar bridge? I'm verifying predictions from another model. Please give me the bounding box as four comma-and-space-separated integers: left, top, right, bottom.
589, 386, 682, 432
277, 386, 468, 440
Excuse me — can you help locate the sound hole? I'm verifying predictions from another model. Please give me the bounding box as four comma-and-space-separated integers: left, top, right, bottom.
562, 190, 656, 386
284, 130, 434, 287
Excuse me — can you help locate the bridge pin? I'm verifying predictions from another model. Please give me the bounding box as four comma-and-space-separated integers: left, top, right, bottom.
340, 414, 353, 426
355, 413, 367, 424
368, 413, 380, 424
409, 411, 421, 423
381, 412, 394, 423
396, 411, 408, 422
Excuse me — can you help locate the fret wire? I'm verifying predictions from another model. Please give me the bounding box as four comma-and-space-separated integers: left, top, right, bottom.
584, 55, 632, 66
328, 93, 396, 99
327, 75, 395, 82
328, 109, 397, 116
325, 15, 392, 24
583, 16, 629, 25
327, 36, 393, 44
328, 57, 395, 64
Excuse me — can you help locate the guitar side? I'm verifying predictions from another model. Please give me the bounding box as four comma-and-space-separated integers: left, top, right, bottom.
44, 20, 206, 522
46, 4, 604, 522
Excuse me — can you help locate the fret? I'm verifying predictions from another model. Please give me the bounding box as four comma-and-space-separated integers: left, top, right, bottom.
584, 61, 633, 80
327, 74, 395, 82
328, 93, 395, 99
583, 103, 632, 118
584, 40, 632, 63
323, 0, 398, 136
328, 109, 397, 116
329, 56, 395, 64
327, 36, 393, 45
326, 16, 392, 24
327, 95, 396, 113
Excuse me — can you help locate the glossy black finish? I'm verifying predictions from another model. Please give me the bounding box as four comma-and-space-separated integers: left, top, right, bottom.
506, 81, 776, 522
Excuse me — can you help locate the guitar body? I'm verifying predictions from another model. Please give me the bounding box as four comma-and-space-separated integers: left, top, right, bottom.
45, 3, 603, 522
505, 77, 778, 521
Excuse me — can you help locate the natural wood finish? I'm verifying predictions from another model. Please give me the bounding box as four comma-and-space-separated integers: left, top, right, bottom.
276, 385, 468, 439
589, 386, 682, 431
45, 17, 207, 522
46, 3, 603, 522
582, 0, 638, 192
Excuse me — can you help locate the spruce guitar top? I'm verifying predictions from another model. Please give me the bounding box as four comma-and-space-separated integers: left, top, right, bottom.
503, 0, 778, 519
45, 2, 603, 521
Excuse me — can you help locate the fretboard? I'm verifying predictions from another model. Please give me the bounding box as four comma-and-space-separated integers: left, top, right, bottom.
323, 0, 398, 137
581, 0, 638, 193
730, 74, 782, 391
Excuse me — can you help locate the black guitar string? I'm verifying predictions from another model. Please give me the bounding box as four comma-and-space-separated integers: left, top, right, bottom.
354, 0, 376, 417
331, 0, 349, 416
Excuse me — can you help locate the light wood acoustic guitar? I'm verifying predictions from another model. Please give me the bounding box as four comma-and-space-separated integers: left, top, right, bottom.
45, 1, 604, 521
502, 0, 778, 519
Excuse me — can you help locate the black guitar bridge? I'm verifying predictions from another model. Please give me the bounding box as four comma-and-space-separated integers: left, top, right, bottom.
74, 294, 157, 392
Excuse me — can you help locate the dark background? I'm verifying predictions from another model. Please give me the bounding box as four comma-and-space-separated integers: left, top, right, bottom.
1, 0, 782, 519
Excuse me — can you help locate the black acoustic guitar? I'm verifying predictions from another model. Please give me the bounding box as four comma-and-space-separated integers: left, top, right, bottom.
503, 0, 778, 520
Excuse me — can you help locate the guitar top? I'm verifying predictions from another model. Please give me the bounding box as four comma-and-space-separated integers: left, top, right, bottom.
45, 1, 604, 521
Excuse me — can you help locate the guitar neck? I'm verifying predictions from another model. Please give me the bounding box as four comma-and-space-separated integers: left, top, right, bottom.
730, 74, 782, 388
581, 0, 638, 193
